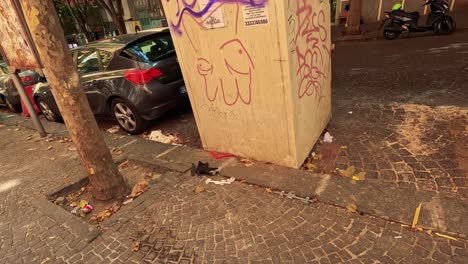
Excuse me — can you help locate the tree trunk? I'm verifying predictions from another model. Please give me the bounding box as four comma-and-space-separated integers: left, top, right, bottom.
114, 14, 127, 35
97, 0, 127, 35
20, 0, 128, 201
346, 0, 362, 35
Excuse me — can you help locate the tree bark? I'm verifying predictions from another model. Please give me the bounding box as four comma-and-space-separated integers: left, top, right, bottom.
20, 0, 128, 201
346, 0, 362, 35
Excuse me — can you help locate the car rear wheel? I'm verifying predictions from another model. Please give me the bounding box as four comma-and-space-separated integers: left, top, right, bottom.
37, 98, 60, 122
111, 98, 148, 134
4, 97, 21, 113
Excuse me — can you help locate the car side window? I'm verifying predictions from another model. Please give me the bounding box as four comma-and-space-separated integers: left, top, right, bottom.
99, 51, 112, 70
122, 33, 175, 63
77, 50, 100, 74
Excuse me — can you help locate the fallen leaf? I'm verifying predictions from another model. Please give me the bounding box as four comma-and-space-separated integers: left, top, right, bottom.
411, 203, 422, 229
352, 171, 366, 181
339, 166, 356, 177
240, 158, 255, 167
50, 157, 56, 161
89, 168, 95, 175
265, 188, 273, 193
130, 241, 140, 252
109, 202, 121, 213
194, 186, 205, 194
426, 230, 433, 235
340, 146, 348, 150
47, 146, 53, 150
40, 257, 50, 264
130, 180, 149, 198
95, 211, 112, 222
313, 154, 323, 160
435, 232, 458, 241
305, 163, 316, 171
346, 201, 357, 213
14, 128, 20, 131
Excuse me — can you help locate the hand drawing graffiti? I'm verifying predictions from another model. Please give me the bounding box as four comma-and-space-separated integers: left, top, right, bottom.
197, 39, 255, 106
292, 0, 329, 100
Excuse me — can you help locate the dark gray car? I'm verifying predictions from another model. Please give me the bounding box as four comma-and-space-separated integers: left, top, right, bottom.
33, 30, 187, 134
0, 61, 41, 112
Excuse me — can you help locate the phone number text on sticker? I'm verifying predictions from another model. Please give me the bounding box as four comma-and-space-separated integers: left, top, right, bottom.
245, 19, 269, 26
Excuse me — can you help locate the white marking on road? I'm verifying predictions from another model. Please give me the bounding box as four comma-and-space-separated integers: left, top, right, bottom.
155, 145, 178, 159
118, 139, 137, 149
314, 174, 331, 196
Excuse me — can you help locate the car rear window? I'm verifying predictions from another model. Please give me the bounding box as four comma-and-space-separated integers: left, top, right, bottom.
121, 33, 175, 63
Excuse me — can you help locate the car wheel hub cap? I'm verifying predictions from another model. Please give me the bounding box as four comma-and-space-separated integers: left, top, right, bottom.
115, 103, 136, 131
39, 102, 54, 120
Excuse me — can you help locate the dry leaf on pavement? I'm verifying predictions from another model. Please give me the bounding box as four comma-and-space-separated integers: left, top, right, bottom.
339, 166, 356, 178
130, 180, 149, 198
352, 171, 366, 181
94, 202, 121, 222
194, 186, 205, 194
265, 188, 273, 193
412, 203, 422, 229
240, 158, 255, 167
40, 257, 50, 264
305, 162, 316, 171
346, 201, 357, 213
130, 241, 140, 252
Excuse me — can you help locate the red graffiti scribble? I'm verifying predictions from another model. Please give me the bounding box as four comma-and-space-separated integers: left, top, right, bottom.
197, 39, 255, 106
293, 0, 329, 100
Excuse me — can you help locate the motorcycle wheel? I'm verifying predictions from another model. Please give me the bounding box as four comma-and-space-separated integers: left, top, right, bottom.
435, 16, 455, 35
448, 16, 456, 33
383, 30, 401, 40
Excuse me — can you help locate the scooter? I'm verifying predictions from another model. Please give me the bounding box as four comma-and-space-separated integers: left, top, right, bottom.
380, 0, 456, 40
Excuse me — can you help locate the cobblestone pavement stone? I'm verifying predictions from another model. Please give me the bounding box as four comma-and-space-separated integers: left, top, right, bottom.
0, 126, 467, 263
329, 32, 468, 198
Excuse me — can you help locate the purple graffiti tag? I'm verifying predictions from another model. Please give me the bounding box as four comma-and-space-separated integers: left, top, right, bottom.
168, 0, 268, 35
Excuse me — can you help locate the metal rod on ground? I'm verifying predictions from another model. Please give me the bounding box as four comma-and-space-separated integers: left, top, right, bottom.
11, 71, 47, 137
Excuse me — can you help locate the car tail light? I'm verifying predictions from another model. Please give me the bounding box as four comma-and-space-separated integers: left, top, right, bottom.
124, 68, 163, 85
21, 76, 32, 83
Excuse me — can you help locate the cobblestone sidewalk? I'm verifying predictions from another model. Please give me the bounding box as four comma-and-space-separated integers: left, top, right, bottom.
0, 124, 467, 263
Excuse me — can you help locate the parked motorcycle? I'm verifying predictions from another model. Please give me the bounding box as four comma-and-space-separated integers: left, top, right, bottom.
380, 0, 456, 40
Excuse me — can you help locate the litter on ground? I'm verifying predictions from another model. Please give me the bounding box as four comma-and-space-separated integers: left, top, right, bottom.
107, 125, 120, 134
205, 177, 235, 185
148, 130, 179, 145
323, 132, 333, 143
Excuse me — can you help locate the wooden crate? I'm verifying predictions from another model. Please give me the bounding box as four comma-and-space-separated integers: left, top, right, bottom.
161, 0, 331, 168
